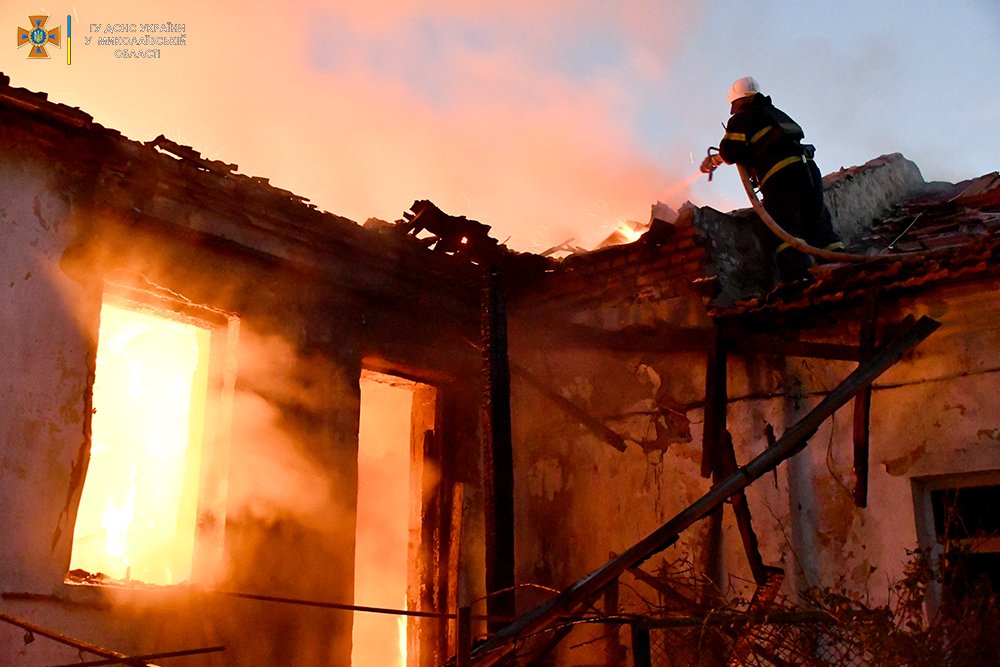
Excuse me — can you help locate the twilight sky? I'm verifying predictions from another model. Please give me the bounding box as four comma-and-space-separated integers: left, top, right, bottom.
4, 1, 998, 251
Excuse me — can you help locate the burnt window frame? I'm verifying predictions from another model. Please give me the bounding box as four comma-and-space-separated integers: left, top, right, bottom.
912, 470, 1000, 613
66, 281, 239, 589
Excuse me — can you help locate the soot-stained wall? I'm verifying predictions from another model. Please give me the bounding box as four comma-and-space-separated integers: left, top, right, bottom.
507, 168, 1000, 665
0, 88, 481, 666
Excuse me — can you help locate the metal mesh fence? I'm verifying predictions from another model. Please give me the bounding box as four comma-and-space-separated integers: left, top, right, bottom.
642, 615, 873, 667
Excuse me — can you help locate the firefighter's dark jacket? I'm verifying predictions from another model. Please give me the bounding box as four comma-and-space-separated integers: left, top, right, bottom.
719, 93, 809, 188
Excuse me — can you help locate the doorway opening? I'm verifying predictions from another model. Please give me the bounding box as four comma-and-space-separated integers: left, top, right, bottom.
353, 370, 436, 667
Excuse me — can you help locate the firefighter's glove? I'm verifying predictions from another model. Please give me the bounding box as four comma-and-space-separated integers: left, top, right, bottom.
700, 153, 724, 175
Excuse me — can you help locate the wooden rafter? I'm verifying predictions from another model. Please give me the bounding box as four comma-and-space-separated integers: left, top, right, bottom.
464, 316, 940, 666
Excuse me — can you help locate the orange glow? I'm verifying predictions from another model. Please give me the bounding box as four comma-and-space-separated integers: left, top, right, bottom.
397, 616, 407, 662
353, 372, 414, 667
614, 219, 645, 243
69, 302, 210, 586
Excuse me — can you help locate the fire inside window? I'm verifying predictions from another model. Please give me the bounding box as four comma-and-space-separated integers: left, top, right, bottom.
69, 301, 213, 586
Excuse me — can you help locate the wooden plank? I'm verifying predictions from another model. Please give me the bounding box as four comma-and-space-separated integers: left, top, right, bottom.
701, 326, 728, 478
447, 482, 466, 660
0, 611, 154, 666
630, 625, 653, 667
511, 362, 627, 452
456, 606, 473, 667
49, 646, 225, 667
626, 563, 698, 609
523, 322, 861, 361
466, 316, 940, 666
853, 291, 880, 508
481, 269, 516, 631
717, 430, 766, 585
603, 581, 623, 667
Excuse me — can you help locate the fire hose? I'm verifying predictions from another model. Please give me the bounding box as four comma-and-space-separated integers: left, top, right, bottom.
704, 147, 927, 262
735, 163, 871, 263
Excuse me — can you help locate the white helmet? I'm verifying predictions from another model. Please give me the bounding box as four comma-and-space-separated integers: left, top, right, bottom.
727, 76, 760, 104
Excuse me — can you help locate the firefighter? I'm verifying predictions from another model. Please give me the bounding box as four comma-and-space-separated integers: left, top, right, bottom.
701, 76, 844, 282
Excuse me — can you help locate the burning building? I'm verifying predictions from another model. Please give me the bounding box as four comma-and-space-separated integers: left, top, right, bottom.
1, 72, 998, 665
0, 73, 488, 666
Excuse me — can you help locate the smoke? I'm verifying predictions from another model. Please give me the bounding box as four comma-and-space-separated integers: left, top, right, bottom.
225, 331, 343, 532
50, 214, 360, 552
3, 1, 702, 252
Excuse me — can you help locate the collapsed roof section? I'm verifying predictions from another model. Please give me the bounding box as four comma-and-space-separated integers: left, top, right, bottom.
9, 60, 991, 326
709, 154, 1000, 316
0, 72, 484, 323
505, 153, 999, 327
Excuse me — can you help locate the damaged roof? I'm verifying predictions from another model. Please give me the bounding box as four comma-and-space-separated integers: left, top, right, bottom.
712, 168, 1000, 316
506, 153, 999, 329
4, 69, 995, 323
0, 71, 494, 307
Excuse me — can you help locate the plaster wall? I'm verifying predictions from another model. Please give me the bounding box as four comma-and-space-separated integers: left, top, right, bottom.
822, 153, 927, 245
509, 279, 1000, 665
0, 151, 91, 594
718, 284, 1000, 603
0, 140, 480, 665
0, 158, 360, 664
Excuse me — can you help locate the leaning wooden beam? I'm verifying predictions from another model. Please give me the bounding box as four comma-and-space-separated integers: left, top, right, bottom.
511, 362, 627, 452
717, 430, 767, 586
465, 316, 940, 666
514, 321, 712, 354
0, 610, 156, 666
625, 564, 698, 610
48, 646, 225, 667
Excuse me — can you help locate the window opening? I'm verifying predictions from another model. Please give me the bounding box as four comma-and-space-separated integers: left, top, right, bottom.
69, 297, 219, 586
930, 483, 1000, 600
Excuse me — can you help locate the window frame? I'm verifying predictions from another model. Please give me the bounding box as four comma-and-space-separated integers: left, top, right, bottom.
66, 282, 239, 588
911, 469, 1000, 615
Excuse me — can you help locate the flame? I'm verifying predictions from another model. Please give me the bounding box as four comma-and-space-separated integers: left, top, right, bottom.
614, 220, 645, 243
397, 616, 407, 665
69, 302, 210, 586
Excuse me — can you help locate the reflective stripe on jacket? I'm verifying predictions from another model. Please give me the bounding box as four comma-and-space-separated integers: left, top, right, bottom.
719, 93, 807, 185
